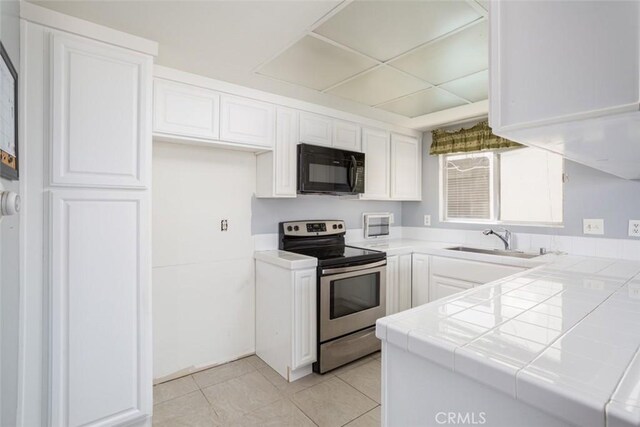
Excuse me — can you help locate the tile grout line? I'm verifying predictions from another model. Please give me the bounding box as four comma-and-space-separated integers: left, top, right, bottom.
340, 405, 381, 427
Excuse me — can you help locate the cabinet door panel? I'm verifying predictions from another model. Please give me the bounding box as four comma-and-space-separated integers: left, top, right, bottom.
429, 275, 474, 302
391, 134, 421, 200
50, 190, 151, 426
411, 253, 430, 307
431, 256, 525, 284
386, 255, 399, 315
398, 254, 412, 312
275, 107, 298, 196
154, 79, 220, 140
51, 33, 151, 188
333, 120, 361, 151
292, 269, 316, 369
220, 95, 275, 147
299, 112, 332, 146
361, 128, 390, 199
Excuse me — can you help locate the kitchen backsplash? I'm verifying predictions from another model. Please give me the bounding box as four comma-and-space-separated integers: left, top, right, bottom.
254, 226, 640, 261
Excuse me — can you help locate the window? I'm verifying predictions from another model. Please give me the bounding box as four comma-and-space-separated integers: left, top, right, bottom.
441, 147, 563, 225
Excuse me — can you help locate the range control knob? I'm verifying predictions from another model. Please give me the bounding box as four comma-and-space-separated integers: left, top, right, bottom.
294, 225, 299, 231
338, 224, 343, 229
332, 224, 338, 230
287, 226, 293, 232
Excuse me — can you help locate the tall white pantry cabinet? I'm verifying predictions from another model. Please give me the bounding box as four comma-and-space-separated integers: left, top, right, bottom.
21, 8, 156, 427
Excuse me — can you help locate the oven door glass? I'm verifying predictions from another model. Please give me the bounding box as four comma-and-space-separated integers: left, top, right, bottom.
330, 273, 380, 319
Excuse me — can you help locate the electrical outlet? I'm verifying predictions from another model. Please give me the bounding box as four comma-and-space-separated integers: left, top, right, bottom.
389, 213, 395, 224
424, 215, 431, 226
583, 219, 604, 235
629, 220, 640, 237
221, 219, 228, 231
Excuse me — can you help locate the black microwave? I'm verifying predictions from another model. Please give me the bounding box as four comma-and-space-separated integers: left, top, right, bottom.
297, 144, 365, 195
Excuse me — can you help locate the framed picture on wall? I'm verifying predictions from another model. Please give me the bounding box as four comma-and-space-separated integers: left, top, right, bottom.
0, 41, 17, 180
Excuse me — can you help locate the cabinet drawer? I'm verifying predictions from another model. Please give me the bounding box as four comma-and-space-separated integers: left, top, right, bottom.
430, 256, 525, 284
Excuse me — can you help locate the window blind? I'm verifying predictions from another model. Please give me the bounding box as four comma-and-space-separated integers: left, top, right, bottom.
445, 155, 492, 220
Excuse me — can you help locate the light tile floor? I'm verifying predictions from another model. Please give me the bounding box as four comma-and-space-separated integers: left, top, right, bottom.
153, 352, 382, 426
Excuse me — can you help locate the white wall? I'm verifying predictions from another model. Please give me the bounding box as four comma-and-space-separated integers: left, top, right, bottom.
152, 141, 256, 381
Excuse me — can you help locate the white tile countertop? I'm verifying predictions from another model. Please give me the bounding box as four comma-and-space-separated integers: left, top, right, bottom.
253, 250, 317, 270
376, 255, 640, 427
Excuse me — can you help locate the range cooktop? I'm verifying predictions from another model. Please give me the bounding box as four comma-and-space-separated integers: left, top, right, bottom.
287, 245, 385, 267
278, 220, 385, 267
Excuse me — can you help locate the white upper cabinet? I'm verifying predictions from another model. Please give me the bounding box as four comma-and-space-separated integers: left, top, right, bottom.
299, 112, 333, 146
220, 94, 275, 148
390, 134, 421, 200
333, 119, 361, 151
490, 1, 640, 179
154, 79, 220, 141
51, 33, 152, 188
256, 107, 298, 198
361, 127, 390, 200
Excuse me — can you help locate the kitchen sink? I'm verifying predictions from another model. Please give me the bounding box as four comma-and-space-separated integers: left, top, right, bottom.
445, 246, 539, 259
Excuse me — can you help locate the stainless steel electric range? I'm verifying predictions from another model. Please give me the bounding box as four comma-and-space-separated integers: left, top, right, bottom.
279, 220, 386, 373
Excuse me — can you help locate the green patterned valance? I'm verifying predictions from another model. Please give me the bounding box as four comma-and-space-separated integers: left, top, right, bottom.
430, 121, 522, 155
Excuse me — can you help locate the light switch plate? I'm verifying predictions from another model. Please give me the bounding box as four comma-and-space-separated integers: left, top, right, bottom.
629, 220, 640, 237
424, 215, 431, 226
389, 213, 395, 224
583, 219, 604, 235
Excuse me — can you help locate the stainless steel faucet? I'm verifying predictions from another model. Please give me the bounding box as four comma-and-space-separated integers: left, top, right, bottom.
483, 227, 512, 250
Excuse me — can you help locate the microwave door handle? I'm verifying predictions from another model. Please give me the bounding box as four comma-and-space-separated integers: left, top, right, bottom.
349, 156, 357, 192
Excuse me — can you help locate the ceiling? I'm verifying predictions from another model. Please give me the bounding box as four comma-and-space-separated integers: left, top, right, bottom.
30, 0, 489, 130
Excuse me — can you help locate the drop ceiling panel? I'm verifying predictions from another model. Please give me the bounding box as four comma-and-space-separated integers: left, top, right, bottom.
378, 88, 467, 118
327, 66, 430, 106
258, 35, 377, 90
313, 1, 482, 61
439, 70, 488, 102
390, 21, 488, 85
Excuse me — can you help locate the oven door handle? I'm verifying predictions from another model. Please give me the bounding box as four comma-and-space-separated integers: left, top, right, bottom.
321, 259, 386, 275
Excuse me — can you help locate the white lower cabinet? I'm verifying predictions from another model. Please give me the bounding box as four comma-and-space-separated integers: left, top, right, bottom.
256, 261, 317, 381
411, 253, 431, 307
428, 256, 526, 302
386, 256, 399, 315
429, 275, 475, 301
292, 269, 316, 369
50, 191, 151, 426
256, 107, 298, 198
387, 254, 413, 315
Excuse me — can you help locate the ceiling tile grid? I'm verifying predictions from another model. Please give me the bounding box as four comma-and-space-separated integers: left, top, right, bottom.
255, 0, 489, 119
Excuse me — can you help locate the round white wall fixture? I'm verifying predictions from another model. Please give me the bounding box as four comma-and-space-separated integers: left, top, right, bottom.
0, 180, 20, 218
1, 190, 20, 216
